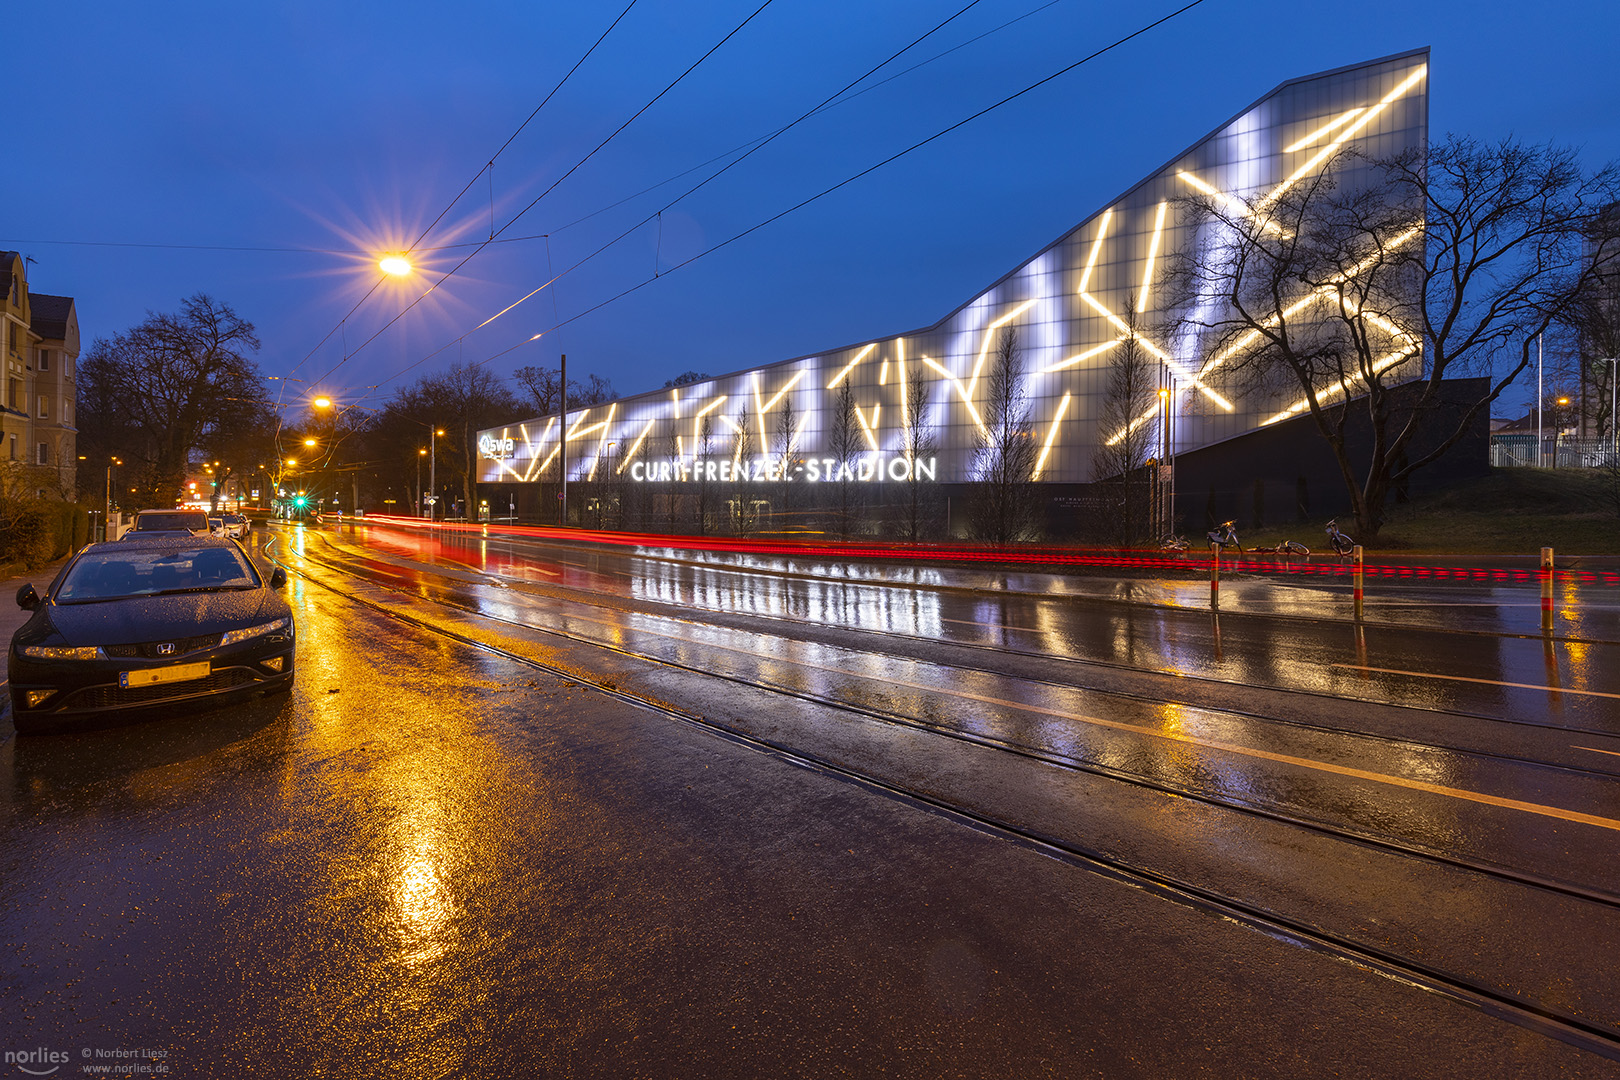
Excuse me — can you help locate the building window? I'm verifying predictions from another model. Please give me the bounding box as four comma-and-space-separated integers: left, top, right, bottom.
8, 434, 15, 460
37, 348, 49, 372
36, 442, 48, 466
38, 394, 49, 419
6, 378, 17, 410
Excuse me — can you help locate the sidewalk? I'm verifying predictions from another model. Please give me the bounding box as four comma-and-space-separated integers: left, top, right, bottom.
0, 558, 67, 643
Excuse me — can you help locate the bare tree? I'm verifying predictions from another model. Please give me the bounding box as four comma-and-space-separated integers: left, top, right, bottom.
969, 327, 1040, 544
1562, 204, 1620, 440
773, 392, 800, 531
76, 294, 267, 508
728, 405, 759, 536
376, 359, 520, 520
694, 413, 715, 536
899, 359, 938, 541
661, 423, 682, 530
1091, 305, 1159, 547
512, 365, 615, 415
1174, 137, 1619, 536
826, 380, 863, 539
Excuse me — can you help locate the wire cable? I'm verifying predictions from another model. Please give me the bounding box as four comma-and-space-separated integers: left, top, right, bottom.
304, 0, 780, 393
379, 0, 1210, 387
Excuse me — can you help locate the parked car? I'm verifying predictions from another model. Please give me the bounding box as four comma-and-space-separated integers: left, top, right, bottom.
9, 536, 295, 732
219, 512, 249, 539
126, 509, 212, 537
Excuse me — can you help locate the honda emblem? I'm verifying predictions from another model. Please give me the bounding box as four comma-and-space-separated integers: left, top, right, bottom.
156, 643, 176, 656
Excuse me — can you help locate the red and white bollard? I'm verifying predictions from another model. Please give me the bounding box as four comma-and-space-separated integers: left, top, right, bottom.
1210, 547, 1221, 610
1352, 545, 1364, 622
1541, 547, 1555, 634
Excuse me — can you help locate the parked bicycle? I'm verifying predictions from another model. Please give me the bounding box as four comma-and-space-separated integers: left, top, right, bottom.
1251, 539, 1310, 557
1325, 518, 1356, 557
1207, 520, 1242, 555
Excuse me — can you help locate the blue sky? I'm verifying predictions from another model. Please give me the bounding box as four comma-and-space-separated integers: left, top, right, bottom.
6, 0, 1618, 415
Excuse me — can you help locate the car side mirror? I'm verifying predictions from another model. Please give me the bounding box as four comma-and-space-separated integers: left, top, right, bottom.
16, 583, 38, 610
270, 567, 287, 590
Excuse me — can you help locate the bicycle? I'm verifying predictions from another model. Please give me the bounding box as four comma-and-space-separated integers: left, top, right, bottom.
1207, 520, 1242, 555
1251, 539, 1310, 557
1325, 518, 1356, 558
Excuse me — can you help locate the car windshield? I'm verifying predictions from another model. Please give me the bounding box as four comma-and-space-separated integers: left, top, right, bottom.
54, 547, 260, 602
133, 512, 207, 531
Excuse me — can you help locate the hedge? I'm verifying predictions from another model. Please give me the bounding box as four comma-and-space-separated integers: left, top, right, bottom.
0, 500, 93, 571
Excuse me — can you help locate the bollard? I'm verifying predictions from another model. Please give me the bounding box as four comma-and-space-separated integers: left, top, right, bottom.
1352, 545, 1364, 622
1210, 546, 1220, 610
1541, 547, 1555, 634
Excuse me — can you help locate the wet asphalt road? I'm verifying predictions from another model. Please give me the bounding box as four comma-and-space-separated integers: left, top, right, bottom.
3, 522, 1620, 1077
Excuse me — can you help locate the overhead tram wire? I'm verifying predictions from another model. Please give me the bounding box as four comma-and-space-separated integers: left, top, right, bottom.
398, 0, 642, 261
379, 0, 1212, 385
2, 1, 1067, 261
272, 0, 641, 404
538, 0, 1069, 241
264, 1, 642, 465
356, 0, 1071, 393
304, 0, 780, 394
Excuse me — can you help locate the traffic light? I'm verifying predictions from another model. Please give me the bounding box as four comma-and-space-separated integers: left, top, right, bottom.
293, 496, 308, 508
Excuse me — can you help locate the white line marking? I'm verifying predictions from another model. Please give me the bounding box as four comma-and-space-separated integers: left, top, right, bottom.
1331, 664, 1620, 701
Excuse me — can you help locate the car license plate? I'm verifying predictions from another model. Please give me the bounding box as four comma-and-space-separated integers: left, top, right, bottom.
120, 661, 211, 689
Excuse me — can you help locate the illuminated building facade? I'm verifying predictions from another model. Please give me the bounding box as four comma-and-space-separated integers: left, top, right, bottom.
478, 51, 1429, 523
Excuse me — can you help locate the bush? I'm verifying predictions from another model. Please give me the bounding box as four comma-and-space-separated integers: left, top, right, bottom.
0, 498, 92, 570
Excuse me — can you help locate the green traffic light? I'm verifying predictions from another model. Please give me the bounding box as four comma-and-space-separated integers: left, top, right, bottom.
294, 496, 308, 507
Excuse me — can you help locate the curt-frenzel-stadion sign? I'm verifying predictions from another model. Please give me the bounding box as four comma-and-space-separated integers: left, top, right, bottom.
630, 455, 936, 483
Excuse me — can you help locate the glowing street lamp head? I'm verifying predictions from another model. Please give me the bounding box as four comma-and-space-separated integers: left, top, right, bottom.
313, 397, 332, 409
304, 438, 317, 447
286, 458, 297, 467
379, 255, 413, 277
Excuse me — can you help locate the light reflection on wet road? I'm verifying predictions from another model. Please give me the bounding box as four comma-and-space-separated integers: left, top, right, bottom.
343, 520, 1620, 731
4, 521, 1620, 1074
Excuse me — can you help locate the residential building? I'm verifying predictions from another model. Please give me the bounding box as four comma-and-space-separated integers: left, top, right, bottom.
1, 251, 79, 496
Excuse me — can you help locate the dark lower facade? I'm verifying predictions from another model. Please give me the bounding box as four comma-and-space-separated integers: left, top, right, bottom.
476, 379, 1492, 543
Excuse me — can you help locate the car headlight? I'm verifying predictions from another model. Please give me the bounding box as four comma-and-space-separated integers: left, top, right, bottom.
220, 617, 292, 646
20, 645, 104, 660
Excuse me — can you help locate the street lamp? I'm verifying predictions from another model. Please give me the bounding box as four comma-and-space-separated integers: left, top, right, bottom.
379, 255, 412, 277
105, 456, 121, 541
429, 428, 444, 521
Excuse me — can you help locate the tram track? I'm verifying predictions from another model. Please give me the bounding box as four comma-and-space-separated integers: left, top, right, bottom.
356, 523, 1620, 746
267, 529, 1620, 1063
286, 529, 1620, 898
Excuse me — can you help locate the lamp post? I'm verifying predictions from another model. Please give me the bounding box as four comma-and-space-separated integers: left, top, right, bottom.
105, 456, 121, 541
1607, 359, 1619, 465
428, 427, 443, 521
417, 448, 427, 517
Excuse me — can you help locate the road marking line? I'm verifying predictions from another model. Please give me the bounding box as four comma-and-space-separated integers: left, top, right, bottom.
1331, 664, 1620, 701
1575, 746, 1620, 759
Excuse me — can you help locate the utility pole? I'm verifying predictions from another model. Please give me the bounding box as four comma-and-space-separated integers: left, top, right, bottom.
560, 352, 568, 527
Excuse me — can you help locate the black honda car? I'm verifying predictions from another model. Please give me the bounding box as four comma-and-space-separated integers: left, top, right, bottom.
9, 535, 295, 733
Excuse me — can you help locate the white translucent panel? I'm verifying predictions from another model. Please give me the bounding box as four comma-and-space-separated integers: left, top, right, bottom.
481, 51, 1429, 487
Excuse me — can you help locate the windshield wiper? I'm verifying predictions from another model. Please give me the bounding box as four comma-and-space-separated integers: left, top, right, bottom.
152, 584, 257, 595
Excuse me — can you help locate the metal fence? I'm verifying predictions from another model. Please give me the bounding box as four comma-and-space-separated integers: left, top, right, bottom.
1490, 434, 1620, 468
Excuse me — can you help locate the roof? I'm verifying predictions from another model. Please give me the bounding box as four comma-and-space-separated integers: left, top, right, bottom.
28, 293, 74, 340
